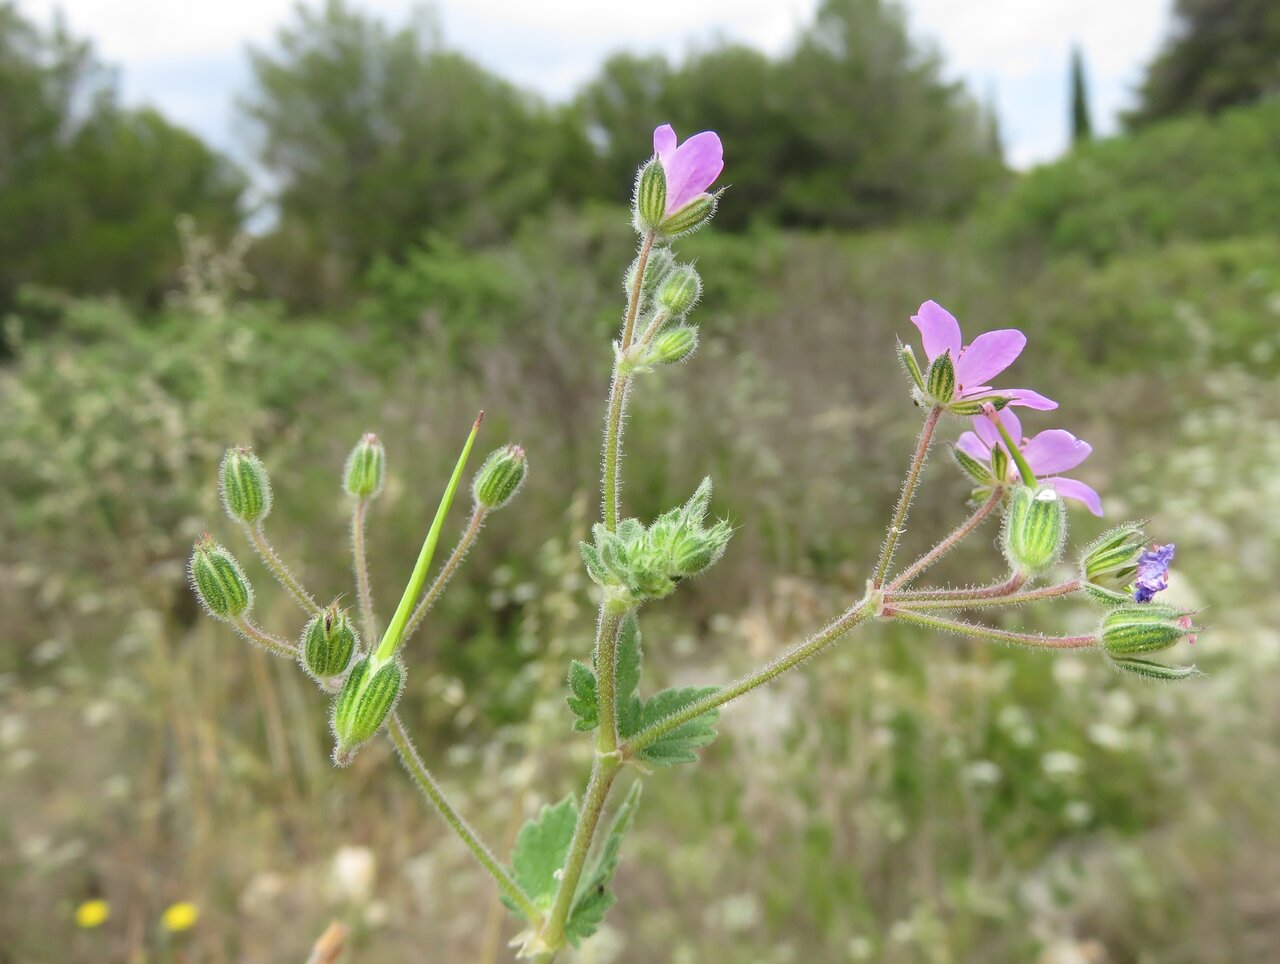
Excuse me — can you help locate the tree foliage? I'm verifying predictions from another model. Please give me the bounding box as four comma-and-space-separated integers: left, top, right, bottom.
1129, 0, 1280, 126
0, 3, 244, 310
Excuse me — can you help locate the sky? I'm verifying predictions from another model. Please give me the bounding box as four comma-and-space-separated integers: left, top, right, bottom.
18, 0, 1173, 169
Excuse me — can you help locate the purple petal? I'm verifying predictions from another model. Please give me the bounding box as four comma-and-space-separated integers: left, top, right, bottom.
954, 329, 1026, 388
1022, 429, 1092, 475
653, 124, 677, 160
955, 431, 989, 462
1001, 389, 1058, 411
663, 130, 723, 213
1043, 477, 1103, 516
971, 413, 1002, 450
910, 301, 962, 362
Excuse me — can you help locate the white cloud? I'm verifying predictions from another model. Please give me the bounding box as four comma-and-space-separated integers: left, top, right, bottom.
16, 0, 1174, 168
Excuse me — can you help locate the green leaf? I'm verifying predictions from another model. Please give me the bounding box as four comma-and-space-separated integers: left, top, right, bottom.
615, 612, 644, 732
567, 659, 599, 731
626, 685, 720, 767
566, 781, 642, 946
508, 795, 578, 918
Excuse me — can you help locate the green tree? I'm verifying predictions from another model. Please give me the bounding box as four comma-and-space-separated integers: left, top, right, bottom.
1070, 45, 1094, 144
241, 0, 585, 280
1129, 0, 1280, 126
0, 3, 244, 311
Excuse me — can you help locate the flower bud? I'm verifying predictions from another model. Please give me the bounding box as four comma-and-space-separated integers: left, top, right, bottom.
670, 521, 732, 577
189, 536, 252, 621
925, 351, 955, 404
472, 444, 527, 510
651, 325, 699, 364
302, 604, 358, 680
1002, 485, 1066, 574
657, 265, 701, 315
344, 433, 385, 500
220, 447, 272, 523
1080, 522, 1146, 588
898, 342, 926, 394
1100, 605, 1197, 656
632, 158, 667, 233
625, 246, 676, 304
332, 655, 404, 763
659, 191, 720, 238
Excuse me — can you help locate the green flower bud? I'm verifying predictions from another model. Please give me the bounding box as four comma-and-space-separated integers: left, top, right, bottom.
625, 246, 676, 304
332, 655, 404, 763
651, 325, 699, 365
220, 446, 272, 523
344, 433, 385, 500
189, 535, 252, 621
670, 520, 733, 577
657, 265, 701, 315
1002, 485, 1067, 574
659, 190, 720, 238
925, 351, 956, 404
951, 444, 994, 486
472, 444, 527, 510
1080, 521, 1147, 589
1100, 605, 1196, 656
632, 158, 667, 233
302, 604, 358, 680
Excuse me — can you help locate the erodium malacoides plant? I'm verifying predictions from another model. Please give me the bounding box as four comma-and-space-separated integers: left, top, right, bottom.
191, 124, 1201, 960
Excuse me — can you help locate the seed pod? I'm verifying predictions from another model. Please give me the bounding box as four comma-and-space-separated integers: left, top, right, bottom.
220, 447, 272, 523
302, 604, 358, 680
472, 444, 527, 510
1002, 485, 1067, 574
189, 536, 252, 621
632, 158, 667, 233
344, 433, 385, 499
332, 656, 404, 762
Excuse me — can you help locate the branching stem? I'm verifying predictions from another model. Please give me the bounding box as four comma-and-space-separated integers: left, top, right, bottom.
887, 489, 1003, 590
246, 522, 319, 614
890, 580, 1082, 611
872, 405, 944, 588
402, 505, 488, 646
232, 618, 298, 660
882, 606, 1097, 650
350, 498, 377, 642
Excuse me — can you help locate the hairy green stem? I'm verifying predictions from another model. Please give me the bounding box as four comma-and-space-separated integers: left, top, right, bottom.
247, 522, 320, 614
402, 505, 488, 646
350, 498, 377, 642
872, 405, 944, 589
882, 606, 1097, 649
592, 600, 629, 754
539, 755, 622, 951
887, 489, 1003, 590
623, 597, 875, 758
891, 580, 1082, 611
233, 618, 298, 660
386, 712, 541, 924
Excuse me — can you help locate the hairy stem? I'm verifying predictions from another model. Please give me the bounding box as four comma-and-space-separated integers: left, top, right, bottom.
350, 498, 377, 642
539, 755, 622, 951
872, 405, 944, 588
602, 231, 656, 532
402, 505, 488, 647
247, 522, 319, 614
232, 618, 298, 660
592, 600, 628, 754
386, 712, 541, 924
889, 571, 1027, 603
887, 489, 1003, 590
882, 606, 1097, 649
623, 597, 875, 758
890, 580, 1082, 611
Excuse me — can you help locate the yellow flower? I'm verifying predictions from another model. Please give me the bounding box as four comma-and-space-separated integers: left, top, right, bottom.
161, 901, 199, 932
75, 899, 110, 929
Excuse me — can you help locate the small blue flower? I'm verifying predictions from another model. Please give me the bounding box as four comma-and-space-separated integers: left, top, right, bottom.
1133, 543, 1175, 603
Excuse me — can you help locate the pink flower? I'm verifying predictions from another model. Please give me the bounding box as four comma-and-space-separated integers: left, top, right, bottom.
956, 407, 1103, 516
910, 301, 1056, 411
653, 124, 723, 216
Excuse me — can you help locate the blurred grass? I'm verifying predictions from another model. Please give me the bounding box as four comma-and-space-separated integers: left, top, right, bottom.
3, 104, 1280, 962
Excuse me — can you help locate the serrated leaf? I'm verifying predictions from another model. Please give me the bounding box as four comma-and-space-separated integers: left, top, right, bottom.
625, 685, 720, 767
614, 613, 644, 736
509, 795, 578, 917
567, 660, 599, 731
566, 782, 642, 946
